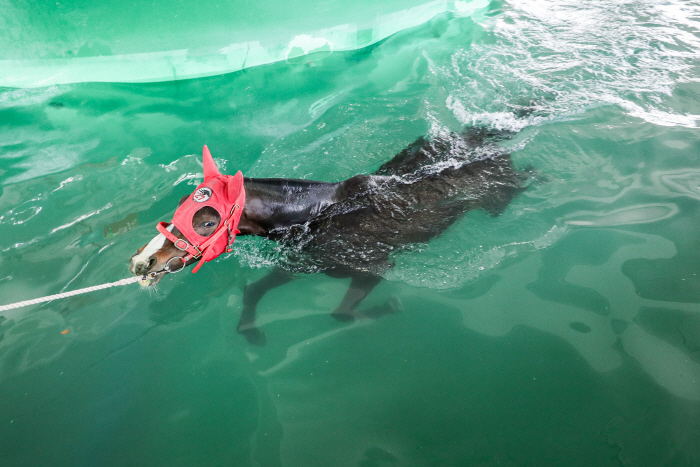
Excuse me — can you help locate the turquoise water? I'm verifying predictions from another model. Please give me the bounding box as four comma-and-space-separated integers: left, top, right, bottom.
2, 0, 700, 465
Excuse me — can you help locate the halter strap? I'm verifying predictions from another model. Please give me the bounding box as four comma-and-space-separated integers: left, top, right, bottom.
156, 204, 242, 273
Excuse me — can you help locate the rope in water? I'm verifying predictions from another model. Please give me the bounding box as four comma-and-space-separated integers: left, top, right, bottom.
0, 276, 144, 311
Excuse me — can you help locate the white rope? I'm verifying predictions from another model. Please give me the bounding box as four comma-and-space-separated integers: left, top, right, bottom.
0, 276, 144, 311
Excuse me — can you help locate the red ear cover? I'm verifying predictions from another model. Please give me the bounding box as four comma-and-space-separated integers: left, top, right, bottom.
202, 145, 221, 181
228, 171, 245, 205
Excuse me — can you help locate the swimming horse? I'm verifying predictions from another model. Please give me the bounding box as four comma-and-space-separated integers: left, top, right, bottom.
129, 127, 530, 343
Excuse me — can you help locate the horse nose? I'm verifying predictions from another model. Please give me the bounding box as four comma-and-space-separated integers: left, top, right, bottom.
131, 256, 157, 275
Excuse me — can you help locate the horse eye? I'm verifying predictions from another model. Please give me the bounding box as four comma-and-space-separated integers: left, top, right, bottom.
201, 221, 215, 228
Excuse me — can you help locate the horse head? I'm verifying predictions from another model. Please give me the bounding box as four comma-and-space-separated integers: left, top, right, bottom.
129, 146, 245, 285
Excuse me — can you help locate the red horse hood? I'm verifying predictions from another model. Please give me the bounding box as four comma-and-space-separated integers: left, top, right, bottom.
166, 146, 245, 273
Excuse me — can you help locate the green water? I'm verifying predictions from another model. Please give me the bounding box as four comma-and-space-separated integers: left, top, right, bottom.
2, 0, 700, 465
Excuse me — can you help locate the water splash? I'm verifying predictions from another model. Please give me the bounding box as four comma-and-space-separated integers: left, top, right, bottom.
444, 0, 700, 129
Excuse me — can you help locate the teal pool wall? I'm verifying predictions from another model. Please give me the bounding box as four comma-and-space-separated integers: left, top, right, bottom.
1, 0, 488, 87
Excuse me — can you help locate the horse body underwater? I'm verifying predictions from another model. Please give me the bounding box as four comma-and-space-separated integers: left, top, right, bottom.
129, 127, 530, 342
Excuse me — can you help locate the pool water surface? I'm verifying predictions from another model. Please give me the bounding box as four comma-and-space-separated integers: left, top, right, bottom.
1, 0, 700, 465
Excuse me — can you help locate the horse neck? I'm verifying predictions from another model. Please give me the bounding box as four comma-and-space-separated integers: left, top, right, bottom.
239, 177, 340, 235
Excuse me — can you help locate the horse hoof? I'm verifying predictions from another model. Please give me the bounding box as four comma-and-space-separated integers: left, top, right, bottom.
331, 311, 356, 323
238, 326, 266, 346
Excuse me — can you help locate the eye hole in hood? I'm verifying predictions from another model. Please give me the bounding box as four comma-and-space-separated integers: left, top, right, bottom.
192, 206, 221, 237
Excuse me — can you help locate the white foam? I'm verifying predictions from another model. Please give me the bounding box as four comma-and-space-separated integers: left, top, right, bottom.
443, 0, 700, 129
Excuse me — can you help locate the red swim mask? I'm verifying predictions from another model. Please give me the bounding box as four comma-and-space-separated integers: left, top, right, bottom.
156, 145, 245, 273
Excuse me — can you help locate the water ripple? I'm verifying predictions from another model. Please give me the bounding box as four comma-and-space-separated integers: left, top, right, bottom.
444, 0, 700, 129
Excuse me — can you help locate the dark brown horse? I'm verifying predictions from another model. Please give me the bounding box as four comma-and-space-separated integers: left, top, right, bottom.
129, 127, 531, 343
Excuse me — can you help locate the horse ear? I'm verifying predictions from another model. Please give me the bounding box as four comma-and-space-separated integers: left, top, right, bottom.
202, 145, 221, 180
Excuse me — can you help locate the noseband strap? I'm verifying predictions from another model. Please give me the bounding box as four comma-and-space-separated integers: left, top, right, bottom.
157, 222, 202, 261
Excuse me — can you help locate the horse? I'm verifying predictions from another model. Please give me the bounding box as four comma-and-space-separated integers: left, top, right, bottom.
129, 126, 531, 343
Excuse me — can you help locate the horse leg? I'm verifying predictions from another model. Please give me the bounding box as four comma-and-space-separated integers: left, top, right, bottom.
331, 274, 387, 322
238, 267, 294, 345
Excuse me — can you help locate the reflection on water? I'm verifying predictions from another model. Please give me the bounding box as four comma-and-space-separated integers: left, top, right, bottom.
440, 229, 700, 400
564, 203, 679, 226
1, 0, 700, 465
